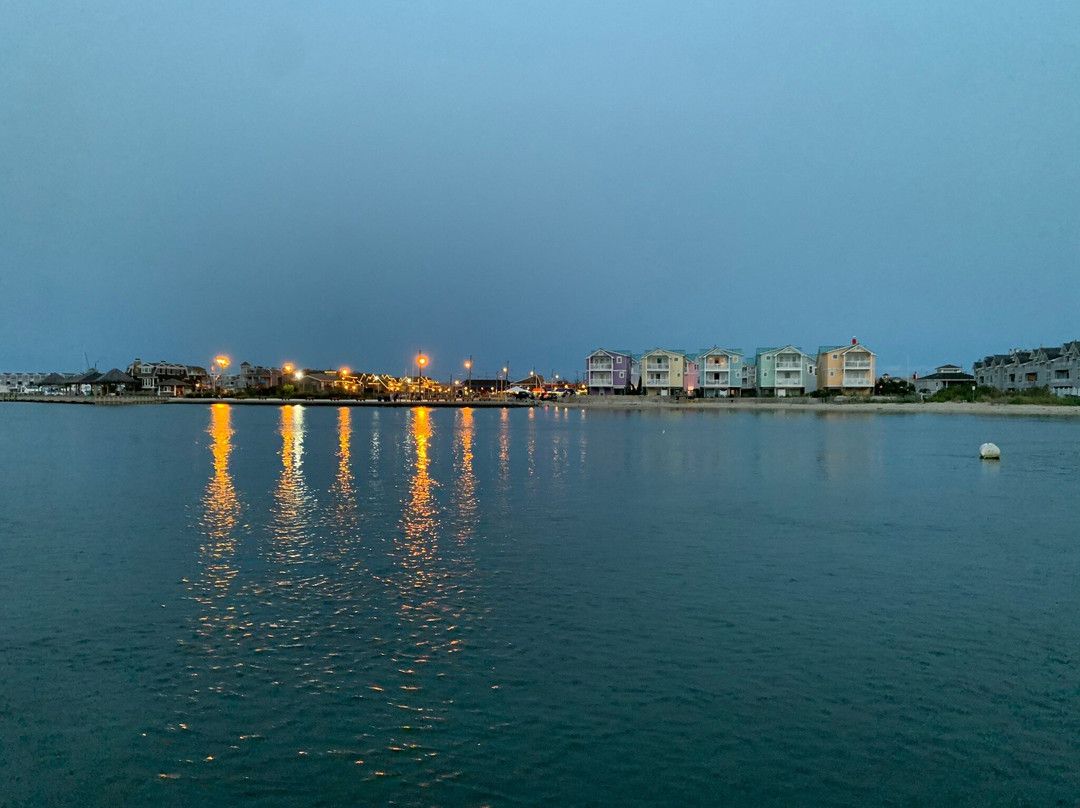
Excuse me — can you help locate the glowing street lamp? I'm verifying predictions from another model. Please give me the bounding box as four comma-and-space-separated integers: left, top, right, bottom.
464, 357, 473, 396
416, 353, 428, 398
211, 355, 230, 394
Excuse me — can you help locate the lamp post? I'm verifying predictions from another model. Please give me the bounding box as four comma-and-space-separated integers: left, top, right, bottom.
213, 355, 230, 395
502, 365, 508, 398
464, 357, 472, 398
417, 353, 428, 400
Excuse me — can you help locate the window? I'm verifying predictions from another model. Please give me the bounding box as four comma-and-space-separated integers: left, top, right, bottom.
618, 371, 624, 379
832, 354, 838, 359
829, 370, 834, 377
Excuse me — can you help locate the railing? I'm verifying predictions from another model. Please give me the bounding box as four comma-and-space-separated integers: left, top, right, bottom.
844, 360, 872, 369
588, 361, 614, 371
645, 375, 670, 386
645, 363, 670, 371
775, 361, 802, 370
703, 373, 731, 385
842, 375, 872, 387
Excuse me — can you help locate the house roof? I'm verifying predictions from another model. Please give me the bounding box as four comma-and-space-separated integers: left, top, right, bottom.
756, 345, 810, 358
697, 346, 744, 358
95, 368, 135, 384
919, 371, 975, 381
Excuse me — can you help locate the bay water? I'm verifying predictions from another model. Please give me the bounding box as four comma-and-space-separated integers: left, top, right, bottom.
1, 403, 1078, 806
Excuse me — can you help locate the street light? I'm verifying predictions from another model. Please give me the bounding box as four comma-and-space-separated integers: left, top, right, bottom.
417, 353, 428, 400
464, 357, 473, 397
212, 355, 230, 394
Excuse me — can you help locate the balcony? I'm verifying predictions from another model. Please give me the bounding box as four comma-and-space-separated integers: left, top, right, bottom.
588, 360, 614, 371
703, 372, 731, 386
775, 360, 802, 370
842, 374, 872, 387
645, 361, 670, 371
844, 359, 872, 370
589, 372, 614, 387
645, 374, 670, 386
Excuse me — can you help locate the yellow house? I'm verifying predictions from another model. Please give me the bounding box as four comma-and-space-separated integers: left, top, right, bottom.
817, 342, 876, 395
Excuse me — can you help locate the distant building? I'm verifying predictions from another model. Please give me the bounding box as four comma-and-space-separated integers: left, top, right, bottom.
0, 372, 47, 393
126, 359, 209, 395
756, 346, 817, 396
741, 358, 757, 394
816, 342, 875, 396
912, 364, 975, 396
974, 340, 1080, 396
585, 349, 633, 395
239, 362, 282, 390
696, 347, 743, 398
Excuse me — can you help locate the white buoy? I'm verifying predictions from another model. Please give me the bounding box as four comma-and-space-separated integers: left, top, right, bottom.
979, 442, 1001, 460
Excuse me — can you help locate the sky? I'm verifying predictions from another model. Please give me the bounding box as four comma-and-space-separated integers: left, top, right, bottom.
2, 1, 1079, 380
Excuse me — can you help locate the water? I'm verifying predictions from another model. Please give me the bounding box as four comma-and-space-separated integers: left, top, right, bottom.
1, 403, 1078, 807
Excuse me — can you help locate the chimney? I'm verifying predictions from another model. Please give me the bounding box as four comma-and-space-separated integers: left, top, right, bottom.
852, 337, 857, 345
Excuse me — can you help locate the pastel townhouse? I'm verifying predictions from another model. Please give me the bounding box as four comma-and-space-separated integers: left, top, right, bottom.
696, 347, 744, 398
641, 349, 695, 396
585, 349, 634, 395
755, 346, 818, 396
816, 341, 876, 396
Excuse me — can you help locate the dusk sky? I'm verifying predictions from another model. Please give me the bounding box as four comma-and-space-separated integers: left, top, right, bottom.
3, 2, 1078, 379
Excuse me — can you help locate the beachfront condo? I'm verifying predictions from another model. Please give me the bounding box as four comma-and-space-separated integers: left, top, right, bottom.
817, 342, 876, 396
696, 347, 743, 398
585, 349, 634, 395
641, 349, 694, 396
755, 346, 818, 396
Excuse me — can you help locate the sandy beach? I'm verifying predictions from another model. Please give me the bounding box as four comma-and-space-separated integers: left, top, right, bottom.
561, 396, 1080, 418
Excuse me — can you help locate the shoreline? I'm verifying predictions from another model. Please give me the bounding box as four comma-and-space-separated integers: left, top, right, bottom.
4, 394, 1079, 417
560, 397, 1080, 418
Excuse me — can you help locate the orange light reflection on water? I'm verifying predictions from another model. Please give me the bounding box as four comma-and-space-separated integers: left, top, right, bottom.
272, 405, 315, 560
331, 407, 358, 537
454, 408, 478, 543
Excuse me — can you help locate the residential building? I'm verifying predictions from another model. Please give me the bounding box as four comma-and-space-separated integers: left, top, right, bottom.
817, 342, 875, 396
756, 346, 817, 396
126, 359, 209, 395
696, 348, 743, 398
741, 358, 757, 395
912, 364, 975, 396
239, 362, 283, 390
974, 340, 1080, 396
641, 349, 694, 396
585, 349, 634, 395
